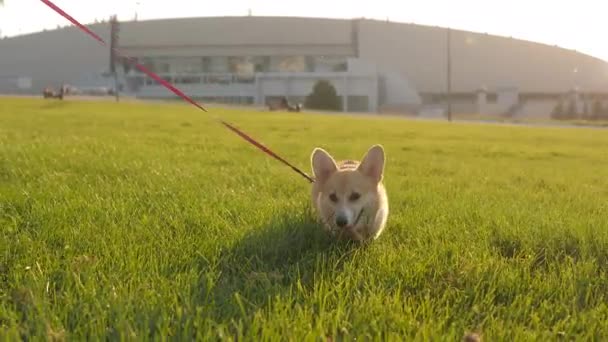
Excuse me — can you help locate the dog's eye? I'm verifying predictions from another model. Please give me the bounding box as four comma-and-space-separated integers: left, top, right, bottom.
329, 193, 338, 202
349, 192, 361, 201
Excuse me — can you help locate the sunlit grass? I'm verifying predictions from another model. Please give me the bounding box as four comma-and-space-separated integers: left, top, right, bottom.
1, 97, 608, 340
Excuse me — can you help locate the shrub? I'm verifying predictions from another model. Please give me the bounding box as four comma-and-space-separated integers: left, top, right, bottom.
305, 80, 341, 111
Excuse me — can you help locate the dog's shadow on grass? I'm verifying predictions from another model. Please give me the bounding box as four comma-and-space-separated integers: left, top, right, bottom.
199, 208, 364, 321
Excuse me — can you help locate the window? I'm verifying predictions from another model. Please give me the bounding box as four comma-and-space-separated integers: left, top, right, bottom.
138, 57, 169, 73
168, 57, 205, 74
312, 56, 348, 72
269, 56, 308, 72
228, 57, 255, 75
205, 57, 229, 73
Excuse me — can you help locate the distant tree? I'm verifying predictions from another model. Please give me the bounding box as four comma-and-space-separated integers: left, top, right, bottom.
592, 100, 603, 121
582, 101, 590, 120
551, 101, 564, 120
305, 80, 342, 111
597, 101, 608, 120
566, 100, 577, 120
601, 101, 608, 121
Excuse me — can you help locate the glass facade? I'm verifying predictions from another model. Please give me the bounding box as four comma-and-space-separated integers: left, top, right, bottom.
134, 55, 349, 75
127, 55, 351, 88
122, 54, 375, 111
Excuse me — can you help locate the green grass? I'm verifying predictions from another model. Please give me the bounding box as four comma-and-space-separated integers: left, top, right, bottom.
2, 97, 608, 340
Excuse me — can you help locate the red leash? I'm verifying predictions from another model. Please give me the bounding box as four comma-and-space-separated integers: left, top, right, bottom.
40, 0, 315, 183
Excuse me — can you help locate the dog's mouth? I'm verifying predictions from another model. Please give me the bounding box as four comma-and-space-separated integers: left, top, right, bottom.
344, 208, 364, 230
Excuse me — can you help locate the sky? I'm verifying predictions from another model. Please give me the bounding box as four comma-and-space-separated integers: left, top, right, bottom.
1, 0, 607, 61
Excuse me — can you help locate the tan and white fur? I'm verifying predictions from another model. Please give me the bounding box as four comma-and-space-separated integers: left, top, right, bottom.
310, 144, 389, 242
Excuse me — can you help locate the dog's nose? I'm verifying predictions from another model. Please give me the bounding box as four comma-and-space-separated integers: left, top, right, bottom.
336, 216, 348, 228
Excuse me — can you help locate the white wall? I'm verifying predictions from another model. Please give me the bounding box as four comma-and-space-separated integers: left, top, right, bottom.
2, 16, 607, 99
0, 25, 110, 93
357, 20, 608, 93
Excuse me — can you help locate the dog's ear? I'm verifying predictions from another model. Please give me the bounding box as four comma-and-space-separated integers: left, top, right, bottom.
358, 144, 385, 183
311, 148, 338, 183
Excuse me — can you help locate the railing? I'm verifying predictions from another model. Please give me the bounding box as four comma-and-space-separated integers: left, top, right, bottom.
124, 69, 357, 88
125, 73, 256, 87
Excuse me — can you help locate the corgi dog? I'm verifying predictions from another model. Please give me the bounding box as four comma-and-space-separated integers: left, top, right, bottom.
310, 144, 389, 242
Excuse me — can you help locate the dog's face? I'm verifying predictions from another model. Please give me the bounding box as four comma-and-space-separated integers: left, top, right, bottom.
311, 145, 385, 238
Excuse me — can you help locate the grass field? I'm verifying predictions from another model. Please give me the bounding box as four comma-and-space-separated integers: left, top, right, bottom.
2, 97, 608, 340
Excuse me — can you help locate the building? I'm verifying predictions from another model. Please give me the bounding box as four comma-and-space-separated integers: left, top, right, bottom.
1, 16, 607, 117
